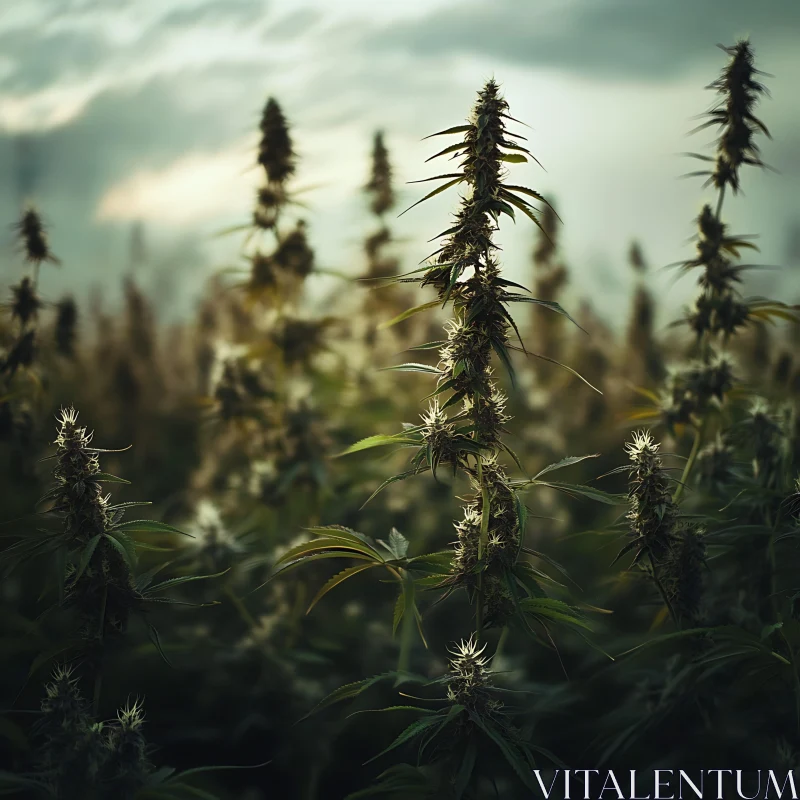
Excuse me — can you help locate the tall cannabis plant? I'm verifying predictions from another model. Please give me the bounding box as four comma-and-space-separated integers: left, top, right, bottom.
198, 96, 331, 511
0, 408, 238, 798
274, 79, 602, 795
605, 40, 800, 766
664, 41, 794, 477
2, 208, 58, 396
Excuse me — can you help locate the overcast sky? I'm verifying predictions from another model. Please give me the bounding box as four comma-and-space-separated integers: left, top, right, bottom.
0, 0, 798, 327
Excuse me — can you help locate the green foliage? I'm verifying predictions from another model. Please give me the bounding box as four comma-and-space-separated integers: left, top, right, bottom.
1, 34, 799, 800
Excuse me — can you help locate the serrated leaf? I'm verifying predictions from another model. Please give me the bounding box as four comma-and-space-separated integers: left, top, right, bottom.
108, 501, 152, 511
520, 597, 591, 630
424, 143, 466, 162
73, 534, 101, 583
454, 736, 477, 799
532, 454, 600, 480
113, 519, 193, 537
148, 623, 172, 667
338, 434, 419, 457
361, 469, 422, 508
399, 177, 464, 217
94, 472, 131, 484
408, 173, 463, 184
298, 673, 396, 721
504, 294, 587, 334
378, 363, 442, 375
530, 481, 624, 505
393, 590, 406, 636
378, 300, 442, 330
388, 528, 409, 559
304, 526, 385, 558
616, 627, 714, 658
365, 715, 443, 763
470, 715, 537, 790
144, 569, 228, 596
103, 532, 137, 570
421, 124, 471, 139
165, 761, 271, 784
306, 563, 378, 613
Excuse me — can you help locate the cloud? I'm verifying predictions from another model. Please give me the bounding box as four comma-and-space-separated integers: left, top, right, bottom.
96, 139, 258, 224
0, 0, 274, 130
366, 0, 800, 80
0, 0, 797, 328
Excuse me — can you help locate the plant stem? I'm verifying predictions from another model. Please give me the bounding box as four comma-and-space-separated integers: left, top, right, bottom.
92, 584, 108, 718
476, 456, 489, 643
715, 185, 726, 220
397, 574, 415, 674
225, 584, 258, 630
491, 626, 509, 670
674, 417, 706, 504
285, 581, 307, 650
650, 558, 680, 630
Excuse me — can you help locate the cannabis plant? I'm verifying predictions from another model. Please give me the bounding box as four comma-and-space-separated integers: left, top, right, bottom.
603, 38, 800, 767
273, 78, 606, 796
0, 407, 243, 797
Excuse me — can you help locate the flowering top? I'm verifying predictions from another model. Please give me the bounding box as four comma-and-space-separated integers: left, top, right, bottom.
622, 430, 677, 566
701, 40, 771, 195
53, 407, 113, 545
16, 207, 59, 265
365, 131, 394, 217
446, 635, 497, 714
258, 98, 296, 186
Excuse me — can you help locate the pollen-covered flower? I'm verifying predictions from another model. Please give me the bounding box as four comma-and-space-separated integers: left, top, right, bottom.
462, 382, 510, 447
452, 504, 482, 586
96, 697, 151, 797
471, 455, 519, 558
438, 318, 492, 398
52, 408, 137, 636
420, 398, 459, 468
449, 455, 519, 603
446, 635, 498, 714
53, 407, 111, 542
624, 430, 677, 565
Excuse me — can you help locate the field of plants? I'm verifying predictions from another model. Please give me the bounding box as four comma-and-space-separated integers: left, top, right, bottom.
1, 37, 800, 799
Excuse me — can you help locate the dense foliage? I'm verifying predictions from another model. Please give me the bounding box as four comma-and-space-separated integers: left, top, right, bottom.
1, 39, 799, 799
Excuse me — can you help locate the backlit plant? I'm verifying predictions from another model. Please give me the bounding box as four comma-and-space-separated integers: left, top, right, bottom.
270, 78, 608, 796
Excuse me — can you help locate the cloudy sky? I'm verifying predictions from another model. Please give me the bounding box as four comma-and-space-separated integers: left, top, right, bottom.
1, 0, 798, 326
